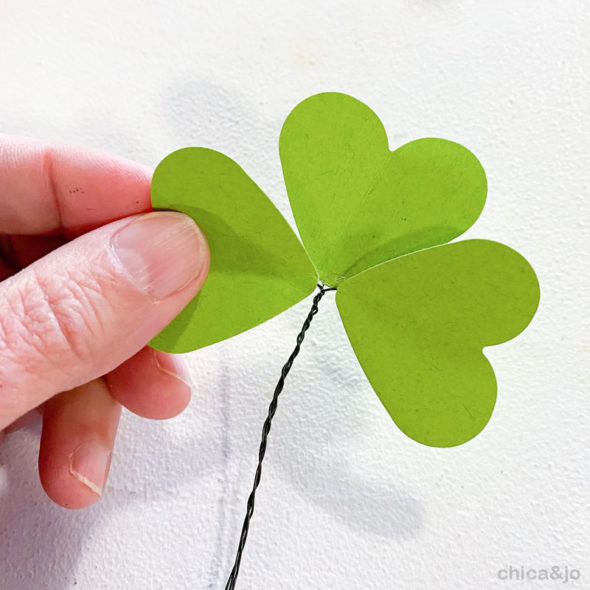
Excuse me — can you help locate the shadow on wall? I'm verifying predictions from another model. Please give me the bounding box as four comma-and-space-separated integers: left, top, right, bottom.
269, 301, 424, 539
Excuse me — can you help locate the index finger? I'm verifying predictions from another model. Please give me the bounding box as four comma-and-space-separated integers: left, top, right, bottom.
0, 135, 153, 236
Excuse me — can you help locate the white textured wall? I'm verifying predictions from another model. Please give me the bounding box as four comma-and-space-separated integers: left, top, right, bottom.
1, 1, 589, 589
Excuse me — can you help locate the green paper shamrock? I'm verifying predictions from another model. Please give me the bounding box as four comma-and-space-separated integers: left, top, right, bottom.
150, 92, 540, 448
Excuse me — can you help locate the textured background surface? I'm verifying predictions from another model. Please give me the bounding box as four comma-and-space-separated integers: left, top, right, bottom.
1, 1, 589, 588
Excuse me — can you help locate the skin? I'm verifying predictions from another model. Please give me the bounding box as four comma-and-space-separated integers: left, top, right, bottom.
0, 135, 210, 509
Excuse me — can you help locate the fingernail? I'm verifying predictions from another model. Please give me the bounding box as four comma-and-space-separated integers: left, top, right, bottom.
111, 212, 207, 298
153, 349, 192, 388
69, 440, 112, 496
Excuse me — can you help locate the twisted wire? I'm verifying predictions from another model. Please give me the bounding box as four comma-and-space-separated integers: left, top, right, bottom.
225, 283, 335, 590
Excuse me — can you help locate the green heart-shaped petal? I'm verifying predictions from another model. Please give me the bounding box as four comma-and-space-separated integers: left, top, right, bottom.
280, 93, 487, 286
150, 148, 318, 353
336, 239, 540, 447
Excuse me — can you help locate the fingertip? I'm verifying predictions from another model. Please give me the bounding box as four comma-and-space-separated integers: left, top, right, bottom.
110, 211, 210, 300
39, 451, 105, 510
107, 347, 192, 420
39, 380, 120, 510
153, 349, 193, 391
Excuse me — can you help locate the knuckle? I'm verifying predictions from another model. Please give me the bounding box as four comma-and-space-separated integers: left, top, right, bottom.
0, 268, 110, 369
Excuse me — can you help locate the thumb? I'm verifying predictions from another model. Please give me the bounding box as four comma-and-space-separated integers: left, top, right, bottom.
0, 212, 209, 429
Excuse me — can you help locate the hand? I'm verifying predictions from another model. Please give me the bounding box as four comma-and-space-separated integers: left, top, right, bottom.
0, 136, 210, 509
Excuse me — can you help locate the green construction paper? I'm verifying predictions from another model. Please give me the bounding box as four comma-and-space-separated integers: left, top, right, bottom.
148, 93, 540, 447
280, 92, 487, 287
336, 239, 540, 448
150, 147, 318, 353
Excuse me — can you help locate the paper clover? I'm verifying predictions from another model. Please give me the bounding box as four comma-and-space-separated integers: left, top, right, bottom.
150, 92, 540, 448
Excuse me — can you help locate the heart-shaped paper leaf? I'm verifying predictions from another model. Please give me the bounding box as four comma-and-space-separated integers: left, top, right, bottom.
280, 93, 487, 287
150, 148, 318, 353
336, 239, 540, 447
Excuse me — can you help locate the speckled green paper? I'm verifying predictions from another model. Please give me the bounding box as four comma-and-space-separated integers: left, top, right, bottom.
280, 94, 487, 286
150, 92, 540, 447
150, 148, 317, 353
336, 240, 539, 447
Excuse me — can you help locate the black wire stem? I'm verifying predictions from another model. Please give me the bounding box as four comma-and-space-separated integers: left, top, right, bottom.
225, 283, 335, 590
